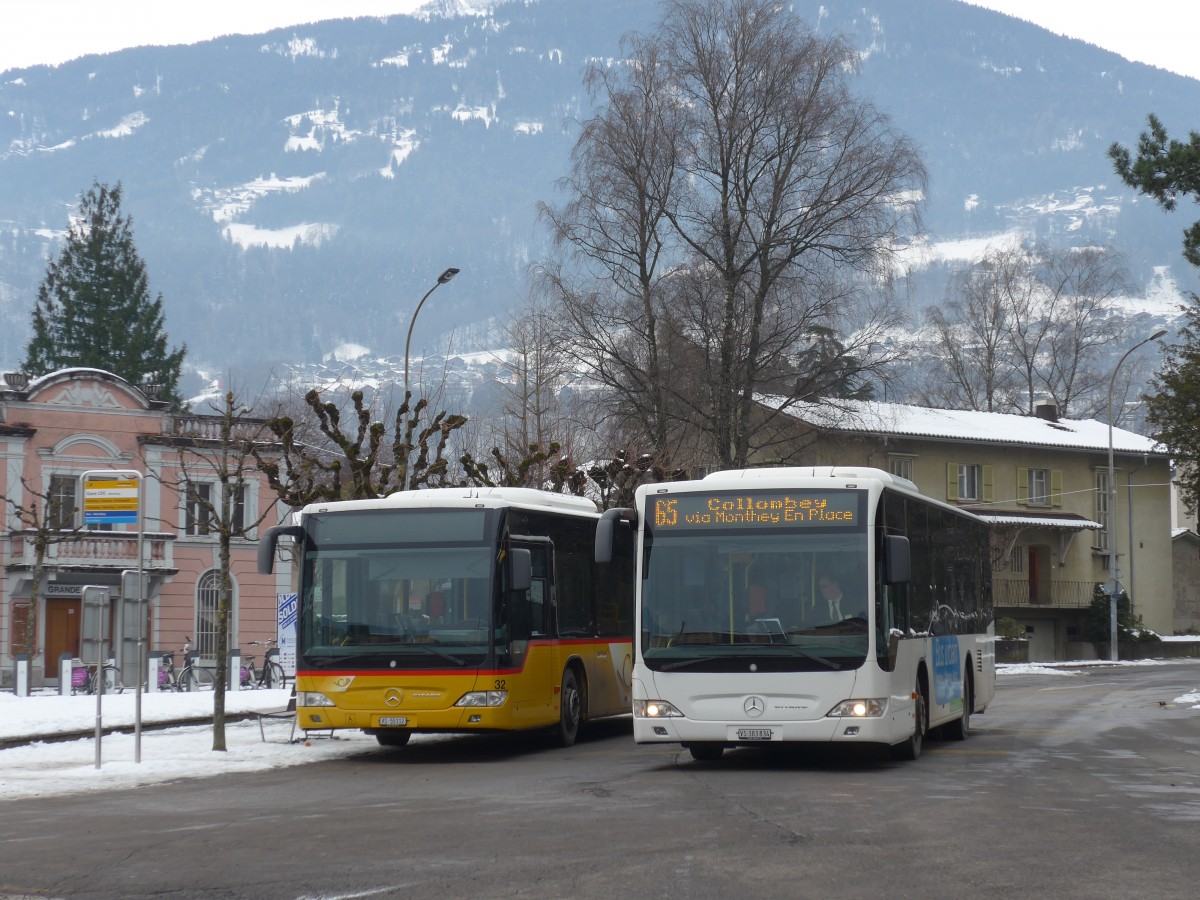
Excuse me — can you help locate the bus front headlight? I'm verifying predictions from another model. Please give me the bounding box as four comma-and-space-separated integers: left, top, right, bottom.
455, 691, 508, 707
634, 699, 683, 718
297, 692, 336, 708
827, 698, 887, 718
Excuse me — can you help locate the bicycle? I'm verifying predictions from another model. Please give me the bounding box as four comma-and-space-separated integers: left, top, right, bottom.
240, 640, 287, 690
71, 659, 124, 695
158, 638, 215, 692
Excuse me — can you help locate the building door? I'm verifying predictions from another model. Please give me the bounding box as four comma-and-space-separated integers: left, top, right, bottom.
1027, 546, 1050, 605
44, 598, 82, 674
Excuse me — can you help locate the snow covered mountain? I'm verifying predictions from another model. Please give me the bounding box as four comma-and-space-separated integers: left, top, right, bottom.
1, 0, 1198, 394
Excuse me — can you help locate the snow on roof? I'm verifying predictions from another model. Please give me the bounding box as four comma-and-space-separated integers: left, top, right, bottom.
762, 396, 1164, 456
965, 509, 1103, 530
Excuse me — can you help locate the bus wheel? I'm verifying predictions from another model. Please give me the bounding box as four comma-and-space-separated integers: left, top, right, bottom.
555, 668, 582, 747
687, 744, 724, 762
891, 678, 926, 761
375, 731, 411, 748
944, 672, 972, 741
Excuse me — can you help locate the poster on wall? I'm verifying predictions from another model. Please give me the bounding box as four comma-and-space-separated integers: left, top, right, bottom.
277, 593, 298, 677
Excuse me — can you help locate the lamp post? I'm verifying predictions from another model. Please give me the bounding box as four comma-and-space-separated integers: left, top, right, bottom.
1105, 327, 1167, 661
402, 267, 460, 490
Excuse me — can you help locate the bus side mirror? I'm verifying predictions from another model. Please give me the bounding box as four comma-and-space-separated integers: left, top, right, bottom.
884, 535, 911, 584
595, 507, 636, 564
509, 548, 532, 593
258, 525, 302, 575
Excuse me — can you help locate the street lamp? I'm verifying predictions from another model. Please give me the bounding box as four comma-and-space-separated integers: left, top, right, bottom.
1105, 327, 1167, 661
402, 267, 460, 490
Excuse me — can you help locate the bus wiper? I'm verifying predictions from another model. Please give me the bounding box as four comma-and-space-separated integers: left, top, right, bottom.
308, 648, 467, 667
779, 646, 842, 670
658, 648, 841, 672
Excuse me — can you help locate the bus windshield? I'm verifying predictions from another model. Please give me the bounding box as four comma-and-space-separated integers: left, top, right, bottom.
299, 510, 497, 668
642, 496, 870, 672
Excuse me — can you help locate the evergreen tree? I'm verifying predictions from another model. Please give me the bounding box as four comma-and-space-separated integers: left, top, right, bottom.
1109, 115, 1200, 266
23, 181, 186, 403
1111, 115, 1200, 514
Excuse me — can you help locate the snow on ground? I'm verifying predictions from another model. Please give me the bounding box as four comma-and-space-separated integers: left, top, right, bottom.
1, 659, 1197, 802
0, 689, 387, 801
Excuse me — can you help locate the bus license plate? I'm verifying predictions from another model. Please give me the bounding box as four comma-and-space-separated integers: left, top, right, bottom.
737, 728, 774, 741
379, 717, 408, 726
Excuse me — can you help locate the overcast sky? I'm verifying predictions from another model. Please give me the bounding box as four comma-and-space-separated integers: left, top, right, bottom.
0, 1, 1197, 81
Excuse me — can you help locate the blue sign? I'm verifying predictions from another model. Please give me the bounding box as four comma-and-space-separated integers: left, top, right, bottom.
932, 635, 962, 708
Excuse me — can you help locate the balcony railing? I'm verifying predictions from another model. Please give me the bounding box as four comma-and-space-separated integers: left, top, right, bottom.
165, 415, 267, 442
6, 530, 175, 570
993, 578, 1099, 609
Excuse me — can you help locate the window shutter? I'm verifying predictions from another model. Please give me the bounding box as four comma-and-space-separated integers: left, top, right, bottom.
1016, 468, 1029, 505
946, 463, 958, 502
1051, 469, 1063, 508
982, 465, 994, 503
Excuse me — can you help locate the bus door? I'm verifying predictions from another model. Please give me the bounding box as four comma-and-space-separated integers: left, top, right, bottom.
504, 539, 557, 727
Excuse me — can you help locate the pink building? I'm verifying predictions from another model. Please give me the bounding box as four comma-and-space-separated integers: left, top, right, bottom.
1, 368, 290, 688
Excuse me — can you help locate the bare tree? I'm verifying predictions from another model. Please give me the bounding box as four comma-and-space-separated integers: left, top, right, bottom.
4, 478, 85, 669
151, 392, 276, 751
1033, 246, 1130, 417
543, 0, 925, 469
922, 244, 1130, 418
921, 248, 1024, 412
539, 31, 681, 455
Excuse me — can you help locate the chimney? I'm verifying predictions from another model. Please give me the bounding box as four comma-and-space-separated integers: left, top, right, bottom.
1035, 404, 1058, 423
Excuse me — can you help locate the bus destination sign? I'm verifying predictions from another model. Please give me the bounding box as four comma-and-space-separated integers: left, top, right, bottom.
651, 490, 860, 531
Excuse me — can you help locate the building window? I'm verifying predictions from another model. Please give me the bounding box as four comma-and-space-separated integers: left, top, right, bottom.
1095, 470, 1111, 551
48, 474, 77, 529
185, 484, 212, 536
889, 456, 914, 480
46, 474, 111, 531
1011, 548, 1024, 574
185, 483, 246, 536
196, 570, 221, 663
1028, 468, 1050, 506
958, 464, 982, 501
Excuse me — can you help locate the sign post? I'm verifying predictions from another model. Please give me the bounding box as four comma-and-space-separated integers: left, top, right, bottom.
82, 586, 110, 769
80, 470, 146, 763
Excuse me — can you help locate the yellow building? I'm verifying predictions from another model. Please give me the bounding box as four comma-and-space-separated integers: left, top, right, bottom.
759, 399, 1172, 661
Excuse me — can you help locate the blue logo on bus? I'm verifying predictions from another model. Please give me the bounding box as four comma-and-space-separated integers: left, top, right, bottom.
932, 635, 962, 706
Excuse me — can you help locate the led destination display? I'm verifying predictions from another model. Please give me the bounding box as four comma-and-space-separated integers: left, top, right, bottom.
651, 490, 862, 531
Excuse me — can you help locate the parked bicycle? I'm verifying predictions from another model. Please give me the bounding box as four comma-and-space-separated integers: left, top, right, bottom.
240, 640, 287, 690
158, 637, 215, 692
71, 658, 124, 695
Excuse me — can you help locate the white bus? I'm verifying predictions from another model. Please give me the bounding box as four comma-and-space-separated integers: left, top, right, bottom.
595, 466, 995, 761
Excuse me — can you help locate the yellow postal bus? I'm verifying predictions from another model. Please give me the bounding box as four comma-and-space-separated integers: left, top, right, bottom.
258, 488, 634, 747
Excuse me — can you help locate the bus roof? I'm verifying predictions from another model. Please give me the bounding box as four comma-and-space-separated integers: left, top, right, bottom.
299, 487, 600, 518
702, 466, 920, 494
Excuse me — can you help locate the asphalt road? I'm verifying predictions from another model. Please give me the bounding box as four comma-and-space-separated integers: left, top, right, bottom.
2, 662, 1199, 900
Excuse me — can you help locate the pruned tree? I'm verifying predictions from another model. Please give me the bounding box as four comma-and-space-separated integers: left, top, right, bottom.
542, 0, 925, 469
149, 392, 276, 751
23, 181, 186, 404
253, 389, 468, 506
